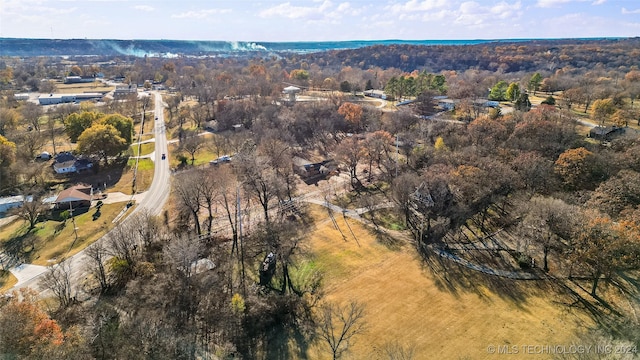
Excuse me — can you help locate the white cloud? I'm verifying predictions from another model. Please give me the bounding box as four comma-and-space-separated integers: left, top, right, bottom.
259, 1, 333, 19
387, 0, 448, 14
456, 1, 522, 27
336, 2, 361, 15
536, 0, 603, 7
536, 0, 574, 7
172, 8, 232, 19
622, 7, 640, 14
133, 5, 155, 12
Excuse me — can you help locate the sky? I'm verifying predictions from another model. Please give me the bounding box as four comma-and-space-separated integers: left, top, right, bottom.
0, 0, 639, 41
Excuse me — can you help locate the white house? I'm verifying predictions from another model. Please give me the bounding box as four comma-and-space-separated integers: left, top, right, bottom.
53, 153, 93, 174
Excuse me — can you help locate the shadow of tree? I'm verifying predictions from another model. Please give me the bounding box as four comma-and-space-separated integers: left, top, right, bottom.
418, 242, 553, 308
2, 225, 38, 265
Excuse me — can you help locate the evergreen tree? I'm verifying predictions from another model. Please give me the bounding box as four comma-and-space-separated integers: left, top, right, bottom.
515, 92, 532, 112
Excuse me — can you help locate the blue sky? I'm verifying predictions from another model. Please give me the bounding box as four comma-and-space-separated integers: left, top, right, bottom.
1, 0, 638, 41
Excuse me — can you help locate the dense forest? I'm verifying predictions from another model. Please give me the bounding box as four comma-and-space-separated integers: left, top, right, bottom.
0, 38, 639, 359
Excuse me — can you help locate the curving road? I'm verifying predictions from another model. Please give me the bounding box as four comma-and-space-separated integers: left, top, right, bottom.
8, 92, 171, 292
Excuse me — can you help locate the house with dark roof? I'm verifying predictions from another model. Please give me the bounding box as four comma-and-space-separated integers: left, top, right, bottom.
589, 126, 625, 141
292, 156, 333, 183
114, 84, 138, 98
53, 184, 92, 210
53, 153, 93, 174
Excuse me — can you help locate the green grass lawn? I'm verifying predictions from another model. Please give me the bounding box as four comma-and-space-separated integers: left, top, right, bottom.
168, 141, 221, 168
129, 142, 155, 157
362, 208, 407, 231
110, 158, 154, 194
0, 203, 126, 266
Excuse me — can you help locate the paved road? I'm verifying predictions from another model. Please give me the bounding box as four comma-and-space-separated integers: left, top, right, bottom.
8, 91, 171, 292
136, 92, 171, 216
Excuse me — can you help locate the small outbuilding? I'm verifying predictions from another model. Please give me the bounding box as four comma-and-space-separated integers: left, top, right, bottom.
364, 89, 388, 100
0, 196, 28, 214
36, 151, 51, 161
283, 86, 301, 103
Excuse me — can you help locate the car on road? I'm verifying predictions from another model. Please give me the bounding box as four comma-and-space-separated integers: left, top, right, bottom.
161, 153, 166, 160
210, 155, 231, 166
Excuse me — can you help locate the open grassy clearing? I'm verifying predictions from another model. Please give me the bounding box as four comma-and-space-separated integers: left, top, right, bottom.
109, 158, 154, 194
0, 203, 125, 266
129, 142, 155, 157
167, 134, 223, 168
302, 204, 592, 359
0, 270, 18, 292
55, 82, 114, 94
361, 208, 407, 231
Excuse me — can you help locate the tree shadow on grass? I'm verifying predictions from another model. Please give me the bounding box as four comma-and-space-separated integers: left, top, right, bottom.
2, 224, 38, 266
418, 242, 554, 309
556, 272, 640, 335
264, 323, 312, 360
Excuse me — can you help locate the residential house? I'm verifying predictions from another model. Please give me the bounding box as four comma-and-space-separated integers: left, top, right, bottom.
53, 153, 93, 174
293, 157, 332, 183
53, 184, 92, 210
589, 126, 625, 141
113, 84, 138, 99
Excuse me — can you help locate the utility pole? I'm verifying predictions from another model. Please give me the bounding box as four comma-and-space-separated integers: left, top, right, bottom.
396, 134, 399, 177
237, 187, 246, 297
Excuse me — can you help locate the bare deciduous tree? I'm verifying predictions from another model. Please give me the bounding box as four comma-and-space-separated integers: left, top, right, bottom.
14, 187, 47, 231
317, 300, 366, 360
40, 258, 74, 309
383, 341, 416, 360
174, 172, 203, 235
85, 242, 109, 293
181, 129, 205, 165
106, 220, 141, 279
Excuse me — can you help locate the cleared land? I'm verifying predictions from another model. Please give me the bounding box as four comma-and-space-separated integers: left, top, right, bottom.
54, 82, 114, 94
303, 204, 592, 359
